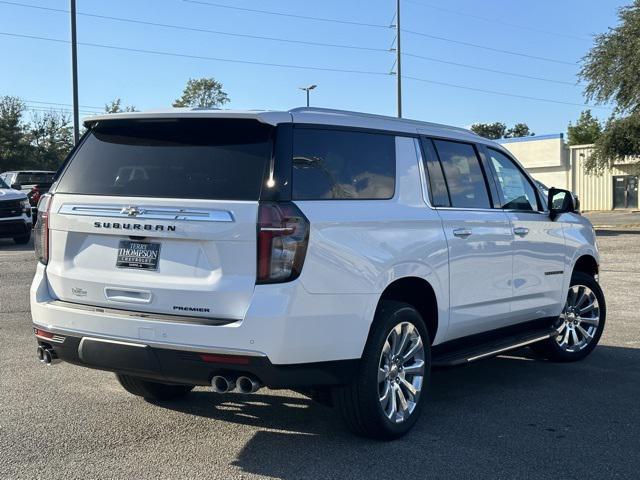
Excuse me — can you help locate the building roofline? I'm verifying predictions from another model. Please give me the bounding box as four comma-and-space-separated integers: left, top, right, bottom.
569, 143, 595, 149
497, 133, 564, 144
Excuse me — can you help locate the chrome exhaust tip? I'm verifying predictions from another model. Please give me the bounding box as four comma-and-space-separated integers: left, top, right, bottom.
236, 376, 262, 394
41, 348, 60, 366
211, 375, 235, 394
36, 346, 45, 363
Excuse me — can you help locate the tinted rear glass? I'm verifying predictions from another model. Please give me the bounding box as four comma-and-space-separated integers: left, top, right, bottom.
56, 119, 273, 200
292, 128, 395, 200
433, 140, 491, 209
16, 173, 55, 185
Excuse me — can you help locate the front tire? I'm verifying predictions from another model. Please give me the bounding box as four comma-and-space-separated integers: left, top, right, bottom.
13, 231, 31, 244
533, 271, 606, 362
332, 301, 431, 440
116, 373, 194, 400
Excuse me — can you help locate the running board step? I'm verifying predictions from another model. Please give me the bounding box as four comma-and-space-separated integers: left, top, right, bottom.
432, 327, 558, 367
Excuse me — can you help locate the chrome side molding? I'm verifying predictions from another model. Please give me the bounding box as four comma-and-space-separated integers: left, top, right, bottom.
58, 204, 234, 222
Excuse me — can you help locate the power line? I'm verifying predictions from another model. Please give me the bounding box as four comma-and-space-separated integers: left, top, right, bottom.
403, 0, 589, 41
24, 105, 98, 115
0, 31, 391, 76
0, 30, 602, 110
182, 0, 578, 65
402, 29, 577, 66
402, 52, 577, 86
403, 75, 609, 109
0, 0, 389, 53
24, 99, 103, 111
182, 0, 390, 29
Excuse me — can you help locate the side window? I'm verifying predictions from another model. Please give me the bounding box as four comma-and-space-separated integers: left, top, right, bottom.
420, 139, 450, 207
488, 148, 540, 211
432, 140, 491, 209
292, 128, 395, 200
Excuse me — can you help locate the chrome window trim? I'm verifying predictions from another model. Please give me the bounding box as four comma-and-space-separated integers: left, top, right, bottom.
413, 137, 435, 209
57, 204, 234, 222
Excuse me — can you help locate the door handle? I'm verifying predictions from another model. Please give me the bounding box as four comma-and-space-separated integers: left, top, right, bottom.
514, 227, 529, 237
453, 228, 472, 238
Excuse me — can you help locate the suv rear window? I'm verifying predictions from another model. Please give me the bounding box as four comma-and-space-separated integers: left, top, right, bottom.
292, 128, 395, 200
56, 119, 273, 200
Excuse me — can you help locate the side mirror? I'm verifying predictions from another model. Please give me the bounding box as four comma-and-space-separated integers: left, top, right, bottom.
11, 183, 22, 190
548, 187, 575, 221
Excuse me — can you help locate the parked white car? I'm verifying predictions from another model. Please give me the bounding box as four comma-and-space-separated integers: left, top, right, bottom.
0, 177, 32, 244
30, 108, 605, 439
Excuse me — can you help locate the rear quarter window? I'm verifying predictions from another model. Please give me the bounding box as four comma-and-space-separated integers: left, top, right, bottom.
292, 128, 396, 200
55, 119, 274, 201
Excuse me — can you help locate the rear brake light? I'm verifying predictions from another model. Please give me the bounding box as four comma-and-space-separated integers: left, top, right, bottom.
34, 193, 52, 265
257, 202, 309, 284
28, 186, 41, 206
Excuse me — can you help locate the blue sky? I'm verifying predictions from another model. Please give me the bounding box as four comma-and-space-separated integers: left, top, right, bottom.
0, 0, 628, 134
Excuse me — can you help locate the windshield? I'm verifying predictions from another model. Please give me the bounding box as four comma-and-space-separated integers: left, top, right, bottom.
56, 118, 274, 201
0, 178, 9, 189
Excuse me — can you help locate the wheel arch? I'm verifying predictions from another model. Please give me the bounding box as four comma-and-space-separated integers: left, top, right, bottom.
371, 277, 439, 346
573, 254, 599, 278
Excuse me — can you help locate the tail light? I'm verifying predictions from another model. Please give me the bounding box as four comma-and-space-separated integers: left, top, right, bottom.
28, 186, 41, 207
257, 202, 309, 284
34, 194, 52, 265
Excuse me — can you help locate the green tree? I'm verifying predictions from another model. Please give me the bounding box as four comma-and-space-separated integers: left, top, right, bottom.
0, 96, 28, 172
105, 98, 137, 113
28, 111, 75, 170
567, 110, 602, 146
505, 123, 534, 138
173, 77, 230, 108
470, 122, 506, 139
579, 1, 640, 171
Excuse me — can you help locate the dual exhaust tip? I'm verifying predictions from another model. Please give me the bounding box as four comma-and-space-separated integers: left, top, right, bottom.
36, 346, 60, 366
211, 375, 261, 394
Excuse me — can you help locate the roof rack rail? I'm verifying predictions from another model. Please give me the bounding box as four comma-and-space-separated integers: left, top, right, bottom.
288, 107, 476, 136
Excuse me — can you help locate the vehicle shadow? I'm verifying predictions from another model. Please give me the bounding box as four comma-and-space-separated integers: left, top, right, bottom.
0, 236, 34, 251
152, 345, 640, 479
596, 228, 640, 236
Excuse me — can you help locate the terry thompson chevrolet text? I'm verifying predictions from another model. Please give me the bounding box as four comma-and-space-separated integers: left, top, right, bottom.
30, 108, 605, 439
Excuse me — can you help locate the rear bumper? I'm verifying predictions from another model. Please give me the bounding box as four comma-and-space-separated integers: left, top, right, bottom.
30, 262, 376, 383
33, 326, 359, 388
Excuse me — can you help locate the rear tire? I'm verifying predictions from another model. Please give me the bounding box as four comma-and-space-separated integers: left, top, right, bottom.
332, 301, 431, 440
116, 373, 194, 400
532, 271, 606, 362
13, 231, 31, 244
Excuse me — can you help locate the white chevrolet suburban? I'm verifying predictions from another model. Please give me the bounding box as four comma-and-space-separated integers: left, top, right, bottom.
30, 108, 605, 439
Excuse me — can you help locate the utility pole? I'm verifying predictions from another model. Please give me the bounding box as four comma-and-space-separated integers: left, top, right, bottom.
299, 85, 317, 107
70, 0, 80, 144
396, 0, 402, 118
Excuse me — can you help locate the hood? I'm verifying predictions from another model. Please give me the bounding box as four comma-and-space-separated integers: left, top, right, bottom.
0, 188, 28, 201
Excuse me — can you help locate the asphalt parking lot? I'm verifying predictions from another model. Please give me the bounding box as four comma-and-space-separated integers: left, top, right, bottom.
1, 231, 639, 480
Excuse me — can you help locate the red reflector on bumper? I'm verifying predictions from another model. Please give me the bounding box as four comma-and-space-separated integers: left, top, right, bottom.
199, 353, 250, 365
34, 328, 54, 339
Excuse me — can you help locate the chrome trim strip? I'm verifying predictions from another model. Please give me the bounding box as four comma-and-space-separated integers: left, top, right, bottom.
33, 323, 267, 357
46, 300, 239, 327
35, 334, 65, 344
58, 204, 234, 222
466, 334, 554, 363
414, 137, 435, 210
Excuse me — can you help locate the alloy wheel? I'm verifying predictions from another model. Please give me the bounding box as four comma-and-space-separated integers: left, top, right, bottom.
378, 321, 425, 423
555, 284, 600, 353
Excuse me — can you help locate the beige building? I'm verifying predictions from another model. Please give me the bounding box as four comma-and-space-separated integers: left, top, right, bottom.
499, 134, 639, 211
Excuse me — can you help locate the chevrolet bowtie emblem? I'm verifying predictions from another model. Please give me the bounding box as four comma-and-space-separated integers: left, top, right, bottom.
121, 206, 145, 217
